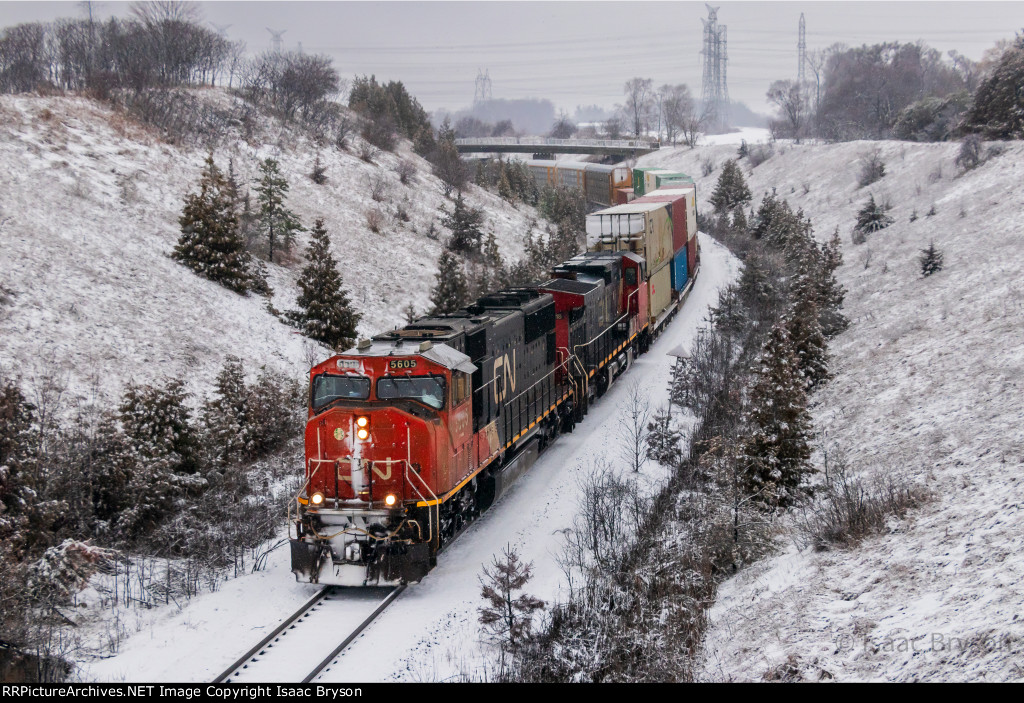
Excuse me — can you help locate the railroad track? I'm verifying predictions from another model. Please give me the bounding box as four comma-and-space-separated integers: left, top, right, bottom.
213, 585, 406, 683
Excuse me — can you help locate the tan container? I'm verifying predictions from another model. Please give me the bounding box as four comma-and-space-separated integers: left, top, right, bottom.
648, 186, 698, 242
648, 262, 673, 323
585, 202, 674, 273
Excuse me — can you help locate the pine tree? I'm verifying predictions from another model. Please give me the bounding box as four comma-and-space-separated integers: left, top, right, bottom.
117, 380, 205, 538
731, 205, 748, 234
293, 219, 361, 350
818, 228, 848, 336
919, 242, 944, 277
430, 250, 470, 315
255, 158, 304, 262
742, 325, 815, 508
478, 545, 545, 647
853, 194, 893, 236
443, 193, 485, 254
497, 161, 514, 201
710, 159, 752, 214
1, 379, 40, 556
480, 231, 506, 295
963, 36, 1024, 139
310, 154, 328, 185
202, 356, 248, 468
786, 261, 831, 391
172, 154, 253, 294
750, 189, 805, 246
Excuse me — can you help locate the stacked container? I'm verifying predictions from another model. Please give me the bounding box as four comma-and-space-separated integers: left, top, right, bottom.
632, 184, 698, 292
585, 202, 674, 323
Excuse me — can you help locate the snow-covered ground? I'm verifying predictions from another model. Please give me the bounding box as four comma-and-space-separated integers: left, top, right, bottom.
74, 235, 738, 682
0, 92, 538, 403
637, 138, 1024, 681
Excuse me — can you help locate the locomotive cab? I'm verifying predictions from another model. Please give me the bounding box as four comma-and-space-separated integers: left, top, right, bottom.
291, 340, 476, 586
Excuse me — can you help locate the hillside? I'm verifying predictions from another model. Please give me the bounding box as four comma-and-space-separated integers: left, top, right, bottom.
636, 137, 1024, 681
0, 91, 540, 402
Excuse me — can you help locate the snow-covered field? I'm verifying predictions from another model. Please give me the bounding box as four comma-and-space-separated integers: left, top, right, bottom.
638, 138, 1024, 681
70, 236, 737, 683
0, 92, 538, 403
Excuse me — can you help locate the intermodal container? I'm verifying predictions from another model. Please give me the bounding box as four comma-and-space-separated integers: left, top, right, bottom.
585, 202, 673, 274
648, 262, 673, 324
614, 187, 634, 205
633, 185, 696, 255
671, 248, 689, 292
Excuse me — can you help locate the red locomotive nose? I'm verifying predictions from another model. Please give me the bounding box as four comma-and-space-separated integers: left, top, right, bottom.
305, 406, 431, 506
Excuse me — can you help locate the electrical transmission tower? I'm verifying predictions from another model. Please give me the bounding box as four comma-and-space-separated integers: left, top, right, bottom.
267, 28, 286, 53
473, 69, 492, 104
700, 4, 729, 132
211, 23, 232, 38
798, 13, 806, 83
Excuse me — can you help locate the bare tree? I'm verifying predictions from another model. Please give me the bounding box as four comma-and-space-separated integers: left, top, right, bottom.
766, 79, 809, 142
619, 381, 651, 473
623, 77, 654, 137
661, 83, 695, 145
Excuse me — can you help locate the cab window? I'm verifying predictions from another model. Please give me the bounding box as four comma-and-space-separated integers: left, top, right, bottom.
452, 372, 471, 405
624, 267, 637, 286
377, 375, 446, 410
312, 374, 370, 410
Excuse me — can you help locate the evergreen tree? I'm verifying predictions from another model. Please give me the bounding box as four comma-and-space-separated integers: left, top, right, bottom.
963, 36, 1024, 139
294, 219, 361, 350
1, 380, 41, 556
172, 154, 253, 294
786, 261, 831, 390
919, 242, 944, 277
497, 162, 514, 201
818, 228, 848, 336
255, 158, 304, 262
480, 231, 506, 294
443, 193, 485, 254
710, 159, 752, 214
430, 250, 470, 315
731, 205, 748, 234
853, 194, 894, 236
310, 154, 328, 185
117, 380, 205, 538
750, 189, 804, 245
202, 356, 248, 469
742, 325, 815, 508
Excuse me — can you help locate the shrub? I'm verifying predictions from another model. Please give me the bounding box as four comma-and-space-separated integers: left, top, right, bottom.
955, 134, 983, 171
365, 208, 385, 233
857, 148, 886, 187
795, 460, 929, 551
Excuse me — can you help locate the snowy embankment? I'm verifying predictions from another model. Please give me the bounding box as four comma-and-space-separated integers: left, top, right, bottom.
77, 236, 739, 683
638, 138, 1024, 681
0, 92, 537, 402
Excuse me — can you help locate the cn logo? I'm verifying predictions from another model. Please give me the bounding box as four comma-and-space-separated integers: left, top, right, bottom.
492, 351, 517, 403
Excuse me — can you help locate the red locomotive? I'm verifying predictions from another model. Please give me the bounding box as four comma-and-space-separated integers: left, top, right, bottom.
290, 185, 699, 586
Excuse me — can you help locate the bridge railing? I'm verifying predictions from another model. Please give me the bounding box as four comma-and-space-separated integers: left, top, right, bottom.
455, 137, 660, 150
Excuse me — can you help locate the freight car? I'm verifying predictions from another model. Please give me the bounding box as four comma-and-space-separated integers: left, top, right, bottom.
290, 186, 699, 587
524, 159, 632, 207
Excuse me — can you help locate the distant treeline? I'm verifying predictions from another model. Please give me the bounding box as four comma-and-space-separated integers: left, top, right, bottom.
0, 8, 243, 96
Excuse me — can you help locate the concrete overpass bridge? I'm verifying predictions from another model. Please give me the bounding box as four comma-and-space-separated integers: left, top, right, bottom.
455, 136, 660, 158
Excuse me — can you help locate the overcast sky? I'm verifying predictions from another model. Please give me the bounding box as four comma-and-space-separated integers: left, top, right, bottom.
3, 1, 1023, 115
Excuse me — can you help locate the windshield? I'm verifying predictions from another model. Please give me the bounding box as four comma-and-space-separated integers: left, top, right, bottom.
312, 374, 370, 410
376, 376, 446, 410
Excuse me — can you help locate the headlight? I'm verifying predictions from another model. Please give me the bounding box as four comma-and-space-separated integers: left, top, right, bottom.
384, 494, 397, 507
310, 492, 325, 506
356, 416, 369, 428
356, 427, 369, 440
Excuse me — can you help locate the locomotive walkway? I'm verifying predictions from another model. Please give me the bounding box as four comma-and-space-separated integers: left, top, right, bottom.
455, 136, 660, 157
